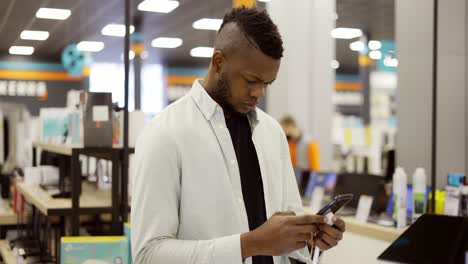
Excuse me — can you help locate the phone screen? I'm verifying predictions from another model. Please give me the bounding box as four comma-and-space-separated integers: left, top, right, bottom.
317, 194, 354, 215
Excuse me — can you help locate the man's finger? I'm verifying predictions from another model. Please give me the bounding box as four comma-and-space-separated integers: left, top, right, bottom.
295, 232, 312, 242
318, 232, 338, 247
319, 225, 343, 240
288, 214, 327, 225
294, 241, 307, 251
273, 211, 296, 217
332, 216, 346, 232
315, 239, 331, 251
290, 224, 319, 235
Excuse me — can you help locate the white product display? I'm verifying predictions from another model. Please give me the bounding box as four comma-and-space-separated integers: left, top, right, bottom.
310, 186, 325, 214
97, 160, 112, 191
39, 108, 70, 144
444, 186, 461, 216
24, 166, 59, 186
412, 168, 427, 220
393, 167, 407, 228
0, 110, 4, 164
356, 195, 374, 223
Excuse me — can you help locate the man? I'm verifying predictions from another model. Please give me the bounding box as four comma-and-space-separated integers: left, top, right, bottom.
131, 7, 345, 264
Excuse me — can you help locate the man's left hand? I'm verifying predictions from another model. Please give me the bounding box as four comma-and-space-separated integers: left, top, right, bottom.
308, 216, 345, 251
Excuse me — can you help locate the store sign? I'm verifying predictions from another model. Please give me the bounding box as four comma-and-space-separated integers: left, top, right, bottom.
0, 80, 47, 97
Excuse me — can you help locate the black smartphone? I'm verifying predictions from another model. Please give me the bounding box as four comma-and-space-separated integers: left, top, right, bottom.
316, 194, 354, 215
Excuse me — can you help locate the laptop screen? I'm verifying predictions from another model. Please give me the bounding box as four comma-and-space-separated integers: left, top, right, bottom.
378, 214, 468, 264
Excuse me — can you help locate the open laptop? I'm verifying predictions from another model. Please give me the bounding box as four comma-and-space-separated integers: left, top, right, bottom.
378, 214, 468, 264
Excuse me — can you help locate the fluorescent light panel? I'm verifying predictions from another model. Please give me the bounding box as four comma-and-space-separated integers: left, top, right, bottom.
36, 8, 71, 20
151, 37, 183, 48
331, 27, 362, 39
193, 18, 223, 31
138, 0, 179, 13
9, 46, 34, 55
102, 24, 135, 37
349, 41, 364, 52
77, 41, 104, 52
190, 47, 214, 58
368, 40, 382, 50
20, 30, 49, 40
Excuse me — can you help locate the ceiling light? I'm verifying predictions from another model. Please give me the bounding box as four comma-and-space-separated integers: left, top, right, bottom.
190, 47, 214, 58
258, 0, 272, 2
138, 0, 179, 13
36, 8, 71, 20
369, 50, 382, 60
77, 41, 104, 52
101, 24, 135, 37
20, 30, 49, 41
331, 27, 362, 39
368, 40, 382, 50
9, 46, 34, 55
193, 18, 223, 31
349, 41, 365, 52
151, 37, 183, 48
331, 60, 340, 69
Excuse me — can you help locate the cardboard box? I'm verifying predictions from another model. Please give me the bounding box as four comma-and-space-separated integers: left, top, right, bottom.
61, 236, 129, 264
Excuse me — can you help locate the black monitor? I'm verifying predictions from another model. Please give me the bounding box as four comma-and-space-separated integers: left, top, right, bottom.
333, 173, 388, 213
378, 214, 468, 264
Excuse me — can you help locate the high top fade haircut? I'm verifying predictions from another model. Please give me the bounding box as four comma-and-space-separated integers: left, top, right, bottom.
218, 7, 284, 60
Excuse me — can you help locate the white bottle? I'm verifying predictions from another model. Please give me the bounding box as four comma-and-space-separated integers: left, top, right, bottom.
393, 167, 407, 228
412, 168, 427, 220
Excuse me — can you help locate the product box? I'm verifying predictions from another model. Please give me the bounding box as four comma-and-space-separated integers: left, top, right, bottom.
124, 223, 132, 264
61, 236, 130, 264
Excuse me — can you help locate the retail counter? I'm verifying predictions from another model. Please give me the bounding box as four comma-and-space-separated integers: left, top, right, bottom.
303, 206, 405, 264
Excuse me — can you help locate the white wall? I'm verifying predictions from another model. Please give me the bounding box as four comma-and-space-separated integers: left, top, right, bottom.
267, 0, 335, 170
396, 0, 468, 187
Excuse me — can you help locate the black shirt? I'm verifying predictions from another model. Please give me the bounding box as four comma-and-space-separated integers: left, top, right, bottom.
226, 113, 273, 264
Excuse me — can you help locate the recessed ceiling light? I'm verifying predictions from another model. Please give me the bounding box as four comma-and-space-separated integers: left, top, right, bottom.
192, 18, 223, 31
368, 40, 382, 50
190, 47, 214, 58
9, 46, 34, 55
77, 41, 104, 52
331, 27, 362, 39
36, 8, 71, 20
20, 30, 49, 41
369, 50, 382, 60
101, 24, 135, 37
349, 41, 365, 52
151, 37, 183, 48
138, 0, 179, 13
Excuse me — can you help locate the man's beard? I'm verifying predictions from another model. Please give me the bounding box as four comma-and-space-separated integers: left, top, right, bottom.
213, 75, 237, 115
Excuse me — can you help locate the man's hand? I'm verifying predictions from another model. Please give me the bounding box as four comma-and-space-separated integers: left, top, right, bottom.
241, 211, 327, 258
309, 216, 345, 251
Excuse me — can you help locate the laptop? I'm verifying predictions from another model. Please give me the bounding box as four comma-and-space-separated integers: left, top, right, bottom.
378, 214, 468, 264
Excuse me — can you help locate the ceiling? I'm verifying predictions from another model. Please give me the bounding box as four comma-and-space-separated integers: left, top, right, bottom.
0, 0, 394, 71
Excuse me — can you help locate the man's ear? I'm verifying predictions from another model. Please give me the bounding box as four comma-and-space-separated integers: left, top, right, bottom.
211, 50, 225, 75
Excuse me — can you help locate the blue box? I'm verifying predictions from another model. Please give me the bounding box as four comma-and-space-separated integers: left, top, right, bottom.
124, 223, 132, 264
61, 236, 130, 264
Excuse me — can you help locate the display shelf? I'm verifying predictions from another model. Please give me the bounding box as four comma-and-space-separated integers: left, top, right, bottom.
0, 200, 20, 225
0, 240, 17, 264
304, 207, 405, 242
16, 182, 112, 216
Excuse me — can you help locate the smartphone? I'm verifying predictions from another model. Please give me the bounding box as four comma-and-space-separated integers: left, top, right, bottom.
316, 194, 354, 215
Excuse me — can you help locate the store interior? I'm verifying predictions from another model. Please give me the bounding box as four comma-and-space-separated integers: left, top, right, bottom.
0, 0, 467, 263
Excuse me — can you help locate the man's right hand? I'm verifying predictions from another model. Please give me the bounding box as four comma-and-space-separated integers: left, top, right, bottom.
241, 211, 327, 258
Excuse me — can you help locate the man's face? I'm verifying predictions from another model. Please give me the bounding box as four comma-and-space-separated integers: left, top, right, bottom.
213, 48, 281, 114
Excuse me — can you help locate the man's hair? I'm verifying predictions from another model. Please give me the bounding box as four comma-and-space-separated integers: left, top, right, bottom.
219, 7, 283, 60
